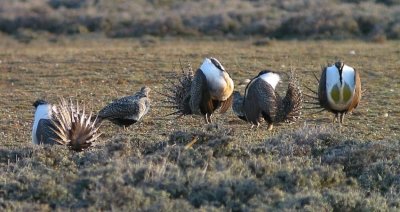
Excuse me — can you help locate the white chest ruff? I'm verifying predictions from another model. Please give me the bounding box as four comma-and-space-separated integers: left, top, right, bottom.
32, 104, 52, 144
259, 72, 280, 89
244, 72, 280, 100
200, 60, 232, 100
325, 65, 356, 111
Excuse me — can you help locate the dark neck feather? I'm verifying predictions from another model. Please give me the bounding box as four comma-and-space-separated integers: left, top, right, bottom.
335, 62, 344, 84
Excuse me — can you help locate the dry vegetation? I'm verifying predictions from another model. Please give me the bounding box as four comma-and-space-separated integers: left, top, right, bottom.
1, 0, 400, 41
1, 36, 400, 210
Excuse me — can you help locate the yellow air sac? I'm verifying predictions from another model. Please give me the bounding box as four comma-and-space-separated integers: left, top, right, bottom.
330, 85, 340, 104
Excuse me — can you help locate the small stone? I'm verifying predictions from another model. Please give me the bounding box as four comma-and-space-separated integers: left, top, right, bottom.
383, 113, 389, 118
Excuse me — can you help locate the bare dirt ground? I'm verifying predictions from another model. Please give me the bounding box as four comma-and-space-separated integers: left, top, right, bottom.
1, 37, 399, 210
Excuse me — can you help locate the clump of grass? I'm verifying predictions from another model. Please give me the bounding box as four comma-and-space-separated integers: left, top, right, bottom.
257, 124, 341, 158
168, 125, 234, 149
322, 140, 400, 175
324, 188, 389, 211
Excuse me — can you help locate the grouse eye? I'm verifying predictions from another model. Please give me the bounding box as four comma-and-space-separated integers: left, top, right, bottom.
210, 58, 224, 71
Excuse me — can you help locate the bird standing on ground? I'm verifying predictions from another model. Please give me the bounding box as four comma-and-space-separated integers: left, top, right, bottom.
233, 70, 302, 130
162, 58, 234, 124
97, 86, 151, 128
315, 61, 362, 124
190, 57, 234, 123
32, 99, 58, 145
32, 98, 101, 151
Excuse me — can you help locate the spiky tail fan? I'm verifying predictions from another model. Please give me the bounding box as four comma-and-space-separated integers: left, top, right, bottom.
51, 98, 102, 151
276, 72, 303, 122
161, 62, 194, 117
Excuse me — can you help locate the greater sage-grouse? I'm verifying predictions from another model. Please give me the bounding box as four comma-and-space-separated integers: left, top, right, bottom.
32, 98, 101, 151
32, 99, 58, 145
233, 70, 302, 130
163, 57, 234, 123
97, 86, 151, 127
310, 61, 362, 124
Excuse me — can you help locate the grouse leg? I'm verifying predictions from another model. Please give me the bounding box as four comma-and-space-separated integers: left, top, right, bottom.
267, 123, 273, 131
339, 113, 345, 125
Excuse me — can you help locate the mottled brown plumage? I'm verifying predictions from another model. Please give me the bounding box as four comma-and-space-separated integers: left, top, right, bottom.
233, 70, 302, 130
243, 76, 280, 129
190, 58, 234, 123
35, 119, 59, 145
163, 58, 234, 123
318, 66, 328, 109
278, 72, 303, 122
97, 86, 151, 127
348, 69, 362, 113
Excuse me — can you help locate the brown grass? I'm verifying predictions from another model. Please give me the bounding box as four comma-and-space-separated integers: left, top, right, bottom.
0, 37, 399, 210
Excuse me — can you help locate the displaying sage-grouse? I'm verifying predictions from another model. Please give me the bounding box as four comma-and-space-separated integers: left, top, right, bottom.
32, 99, 58, 145
32, 98, 101, 151
311, 61, 361, 124
232, 70, 302, 130
163, 57, 234, 123
97, 86, 151, 127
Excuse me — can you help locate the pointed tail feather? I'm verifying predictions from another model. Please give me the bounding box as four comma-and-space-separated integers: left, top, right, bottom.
51, 98, 102, 151
276, 71, 303, 123
160, 61, 194, 117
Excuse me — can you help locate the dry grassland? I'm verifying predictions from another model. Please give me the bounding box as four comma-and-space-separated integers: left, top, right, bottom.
1, 37, 399, 210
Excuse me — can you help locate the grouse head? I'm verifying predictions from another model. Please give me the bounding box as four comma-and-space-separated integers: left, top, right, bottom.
210, 57, 225, 72
33, 99, 49, 108
140, 86, 151, 96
